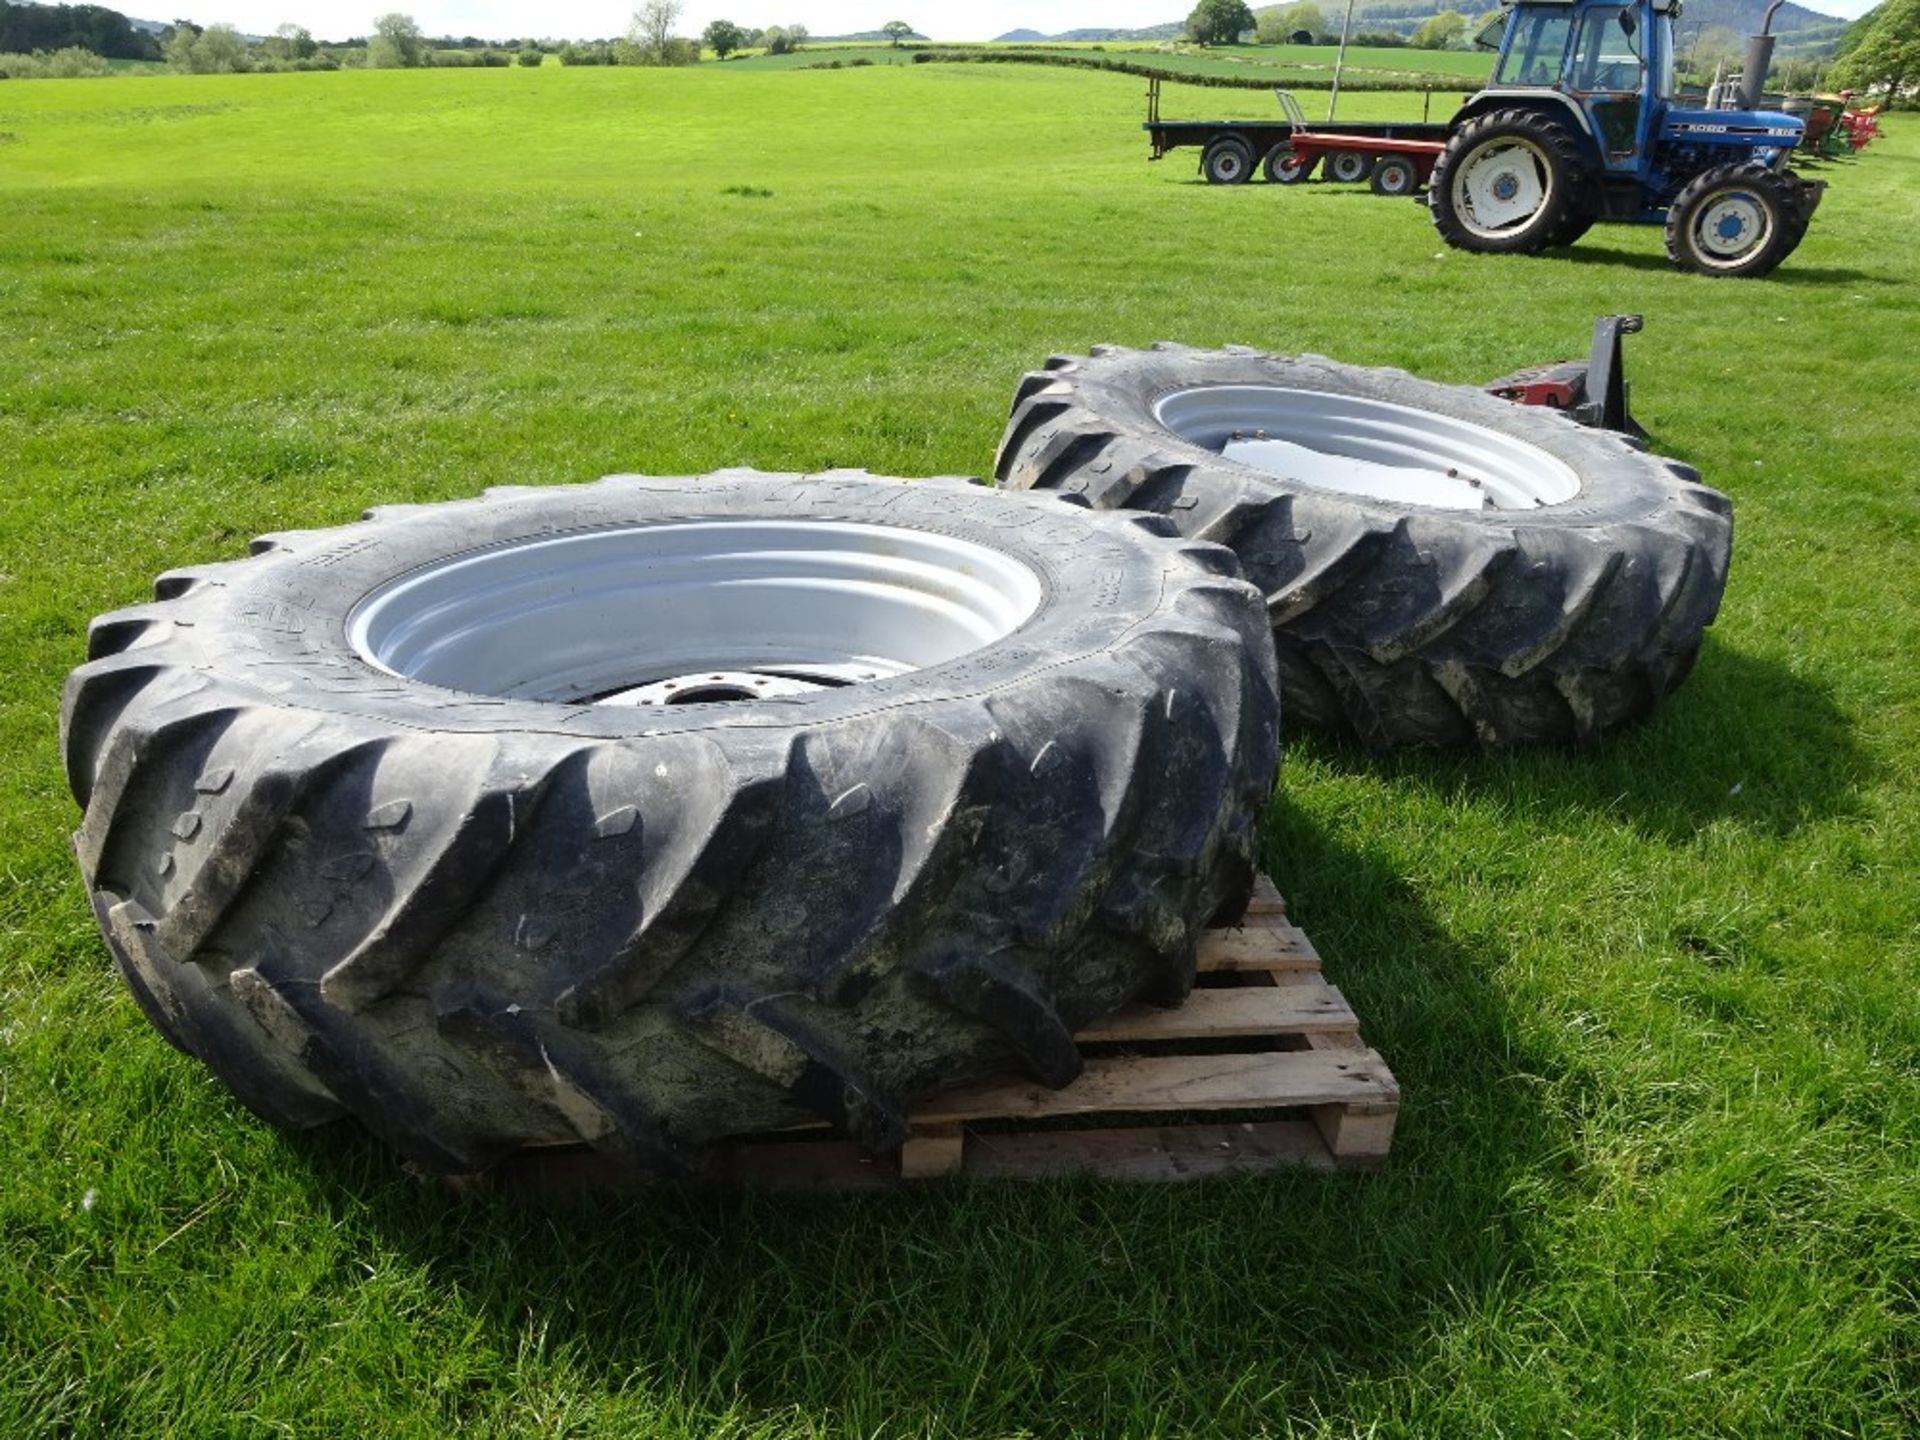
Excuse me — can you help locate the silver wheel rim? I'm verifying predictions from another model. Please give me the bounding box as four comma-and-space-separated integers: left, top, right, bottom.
1452, 137, 1553, 238
1691, 189, 1772, 269
348, 519, 1043, 704
1330, 153, 1366, 182
1155, 386, 1580, 511
1211, 146, 1245, 180
1379, 162, 1413, 194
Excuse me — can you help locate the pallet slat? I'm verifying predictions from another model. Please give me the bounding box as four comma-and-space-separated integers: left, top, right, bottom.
1245, 877, 1287, 916
1075, 979, 1354, 1042
913, 1048, 1397, 1125
961, 1120, 1337, 1181
1197, 924, 1319, 972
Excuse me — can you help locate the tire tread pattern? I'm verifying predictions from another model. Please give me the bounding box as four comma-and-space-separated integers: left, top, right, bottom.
62, 472, 1279, 1171
994, 347, 1732, 749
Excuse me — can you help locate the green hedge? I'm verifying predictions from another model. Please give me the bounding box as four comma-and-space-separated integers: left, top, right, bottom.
902, 45, 1458, 93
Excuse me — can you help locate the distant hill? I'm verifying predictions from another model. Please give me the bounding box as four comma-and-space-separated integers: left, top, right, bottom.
990, 23, 1186, 42
813, 28, 928, 42
1002, 0, 1845, 53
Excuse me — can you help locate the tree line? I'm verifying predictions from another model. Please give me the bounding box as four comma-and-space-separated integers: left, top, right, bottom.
0, 0, 828, 76
0, 0, 158, 59
1183, 0, 1480, 49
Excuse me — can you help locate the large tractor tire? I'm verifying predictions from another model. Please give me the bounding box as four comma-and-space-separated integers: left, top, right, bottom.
1429, 108, 1590, 255
996, 346, 1733, 750
63, 471, 1279, 1173
1543, 205, 1597, 248
1664, 163, 1809, 278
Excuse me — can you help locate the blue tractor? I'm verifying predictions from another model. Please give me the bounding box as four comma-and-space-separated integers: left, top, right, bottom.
1429, 0, 1824, 276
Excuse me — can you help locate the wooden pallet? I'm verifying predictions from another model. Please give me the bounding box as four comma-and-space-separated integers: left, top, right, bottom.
480, 877, 1398, 1194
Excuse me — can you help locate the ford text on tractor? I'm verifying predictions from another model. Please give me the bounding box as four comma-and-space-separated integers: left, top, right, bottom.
1434, 0, 1824, 276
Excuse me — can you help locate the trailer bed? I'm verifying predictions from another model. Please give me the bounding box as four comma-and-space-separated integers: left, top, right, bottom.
1142, 79, 1457, 183
1146, 119, 1452, 154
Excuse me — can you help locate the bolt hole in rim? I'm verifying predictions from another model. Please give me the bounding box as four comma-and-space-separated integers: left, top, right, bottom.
1454, 137, 1552, 237
348, 519, 1043, 705
1155, 386, 1581, 511
1694, 188, 1771, 268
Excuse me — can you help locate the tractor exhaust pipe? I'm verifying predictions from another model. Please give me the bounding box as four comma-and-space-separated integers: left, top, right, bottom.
1737, 0, 1786, 110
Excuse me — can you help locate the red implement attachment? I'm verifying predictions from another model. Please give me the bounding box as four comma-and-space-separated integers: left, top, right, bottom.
1283, 131, 1448, 185
1484, 315, 1648, 440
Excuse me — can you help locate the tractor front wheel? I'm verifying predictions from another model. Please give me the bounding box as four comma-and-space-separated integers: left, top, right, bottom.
1664, 163, 1802, 278
1429, 109, 1588, 255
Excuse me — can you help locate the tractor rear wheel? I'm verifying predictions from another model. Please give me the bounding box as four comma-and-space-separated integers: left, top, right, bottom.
1429, 109, 1588, 255
1263, 145, 1315, 183
1326, 151, 1375, 184
1664, 163, 1801, 278
1544, 207, 1597, 247
1202, 137, 1254, 185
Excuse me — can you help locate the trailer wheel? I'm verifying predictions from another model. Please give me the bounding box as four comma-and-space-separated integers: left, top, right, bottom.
1326, 151, 1375, 184
1202, 136, 1254, 185
997, 347, 1732, 750
1369, 156, 1419, 197
1263, 145, 1315, 184
1429, 108, 1587, 255
63, 471, 1278, 1171
1664, 163, 1803, 278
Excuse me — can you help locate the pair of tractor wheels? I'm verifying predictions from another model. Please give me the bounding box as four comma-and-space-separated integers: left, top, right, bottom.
1429, 108, 1819, 278
66, 349, 1731, 1175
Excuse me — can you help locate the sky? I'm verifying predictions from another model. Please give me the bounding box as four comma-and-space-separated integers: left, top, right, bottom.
177, 0, 1880, 45
184, 1, 1183, 42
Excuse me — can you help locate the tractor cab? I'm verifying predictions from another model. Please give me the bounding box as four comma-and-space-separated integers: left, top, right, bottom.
1467, 0, 1805, 188
1473, 0, 1673, 172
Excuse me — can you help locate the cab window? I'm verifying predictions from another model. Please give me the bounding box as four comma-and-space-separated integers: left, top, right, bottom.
1570, 5, 1641, 91
1494, 9, 1573, 86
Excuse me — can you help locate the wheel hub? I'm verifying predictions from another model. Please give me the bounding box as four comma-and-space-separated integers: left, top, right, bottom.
1154, 386, 1580, 511
1454, 138, 1552, 237
348, 518, 1043, 705
1697, 191, 1767, 259
595, 665, 871, 706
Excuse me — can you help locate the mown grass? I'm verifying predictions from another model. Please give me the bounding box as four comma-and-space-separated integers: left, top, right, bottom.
1, 63, 1916, 1437
723, 40, 1491, 86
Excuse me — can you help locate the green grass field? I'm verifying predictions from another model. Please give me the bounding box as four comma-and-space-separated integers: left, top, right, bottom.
1, 63, 1915, 1437
720, 40, 1491, 85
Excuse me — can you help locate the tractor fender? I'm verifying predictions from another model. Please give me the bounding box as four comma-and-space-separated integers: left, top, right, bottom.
1450, 91, 1606, 168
